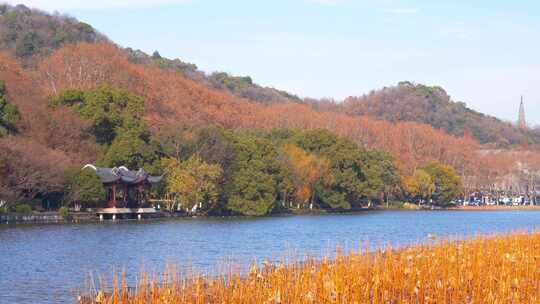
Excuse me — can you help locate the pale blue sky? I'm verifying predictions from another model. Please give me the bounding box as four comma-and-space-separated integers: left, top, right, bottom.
10, 0, 540, 124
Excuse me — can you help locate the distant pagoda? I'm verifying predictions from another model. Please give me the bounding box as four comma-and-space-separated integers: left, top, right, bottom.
518, 96, 527, 130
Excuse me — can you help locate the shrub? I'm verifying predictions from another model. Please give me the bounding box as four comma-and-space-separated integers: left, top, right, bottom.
14, 204, 32, 214
58, 206, 70, 219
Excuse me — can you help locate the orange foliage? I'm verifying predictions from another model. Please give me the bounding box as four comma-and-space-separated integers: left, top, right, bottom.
280, 144, 332, 205
0, 136, 75, 199
0, 52, 46, 129
467, 150, 540, 193
0, 52, 97, 161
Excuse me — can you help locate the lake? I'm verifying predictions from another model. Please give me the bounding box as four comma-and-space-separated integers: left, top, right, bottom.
2, 210, 540, 303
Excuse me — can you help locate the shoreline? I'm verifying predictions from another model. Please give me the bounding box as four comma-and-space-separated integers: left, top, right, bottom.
3, 205, 540, 225
449, 205, 540, 211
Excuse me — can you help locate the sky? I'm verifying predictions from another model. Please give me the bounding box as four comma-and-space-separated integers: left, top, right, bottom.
7, 0, 540, 125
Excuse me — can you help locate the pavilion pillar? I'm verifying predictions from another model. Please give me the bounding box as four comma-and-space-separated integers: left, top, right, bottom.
124, 184, 129, 207
138, 185, 144, 207
112, 184, 117, 208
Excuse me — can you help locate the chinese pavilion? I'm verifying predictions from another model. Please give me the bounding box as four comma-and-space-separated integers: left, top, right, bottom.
83, 164, 163, 219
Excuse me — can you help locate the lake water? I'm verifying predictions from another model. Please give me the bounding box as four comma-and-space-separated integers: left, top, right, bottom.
2, 210, 540, 303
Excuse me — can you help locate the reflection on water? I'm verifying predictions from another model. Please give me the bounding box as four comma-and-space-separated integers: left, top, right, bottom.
1, 210, 540, 303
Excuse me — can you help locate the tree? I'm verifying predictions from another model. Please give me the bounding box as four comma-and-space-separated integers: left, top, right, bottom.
15, 31, 42, 57
227, 167, 278, 216
154, 123, 193, 161
402, 169, 435, 204
360, 150, 400, 205
0, 137, 71, 204
0, 80, 20, 136
99, 134, 159, 171
279, 144, 332, 208
226, 134, 281, 216
421, 161, 462, 205
50, 86, 145, 145
319, 139, 366, 209
155, 125, 236, 210
151, 50, 161, 59
294, 129, 396, 209
163, 156, 222, 213
64, 167, 106, 207
51, 86, 160, 171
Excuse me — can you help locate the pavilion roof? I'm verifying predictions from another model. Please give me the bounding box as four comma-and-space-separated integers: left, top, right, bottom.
83, 164, 163, 185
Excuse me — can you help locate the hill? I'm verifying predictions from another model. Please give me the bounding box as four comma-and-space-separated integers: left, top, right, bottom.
1, 3, 531, 149
328, 82, 537, 147
0, 4, 300, 104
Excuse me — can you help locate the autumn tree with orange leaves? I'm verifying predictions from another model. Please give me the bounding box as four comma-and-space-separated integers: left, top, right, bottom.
279, 144, 332, 209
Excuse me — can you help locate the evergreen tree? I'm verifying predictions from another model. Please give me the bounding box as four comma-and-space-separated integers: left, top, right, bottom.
64, 167, 106, 206
0, 80, 20, 136
421, 161, 462, 205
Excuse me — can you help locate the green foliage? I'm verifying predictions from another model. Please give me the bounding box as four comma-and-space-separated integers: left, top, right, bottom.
51, 86, 145, 145
52, 86, 159, 170
226, 134, 281, 216
227, 168, 278, 216
360, 150, 400, 201
14, 203, 32, 214
314, 185, 349, 209
100, 136, 159, 171
210, 72, 253, 91
421, 161, 462, 205
294, 129, 339, 154
64, 167, 106, 205
0, 80, 20, 136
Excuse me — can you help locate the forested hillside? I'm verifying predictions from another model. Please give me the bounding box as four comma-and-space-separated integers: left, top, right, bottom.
0, 41, 479, 212
0, 4, 531, 149
328, 82, 537, 147
0, 4, 300, 104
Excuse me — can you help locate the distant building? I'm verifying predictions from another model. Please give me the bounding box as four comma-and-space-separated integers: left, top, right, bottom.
518, 96, 527, 130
